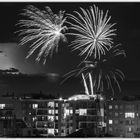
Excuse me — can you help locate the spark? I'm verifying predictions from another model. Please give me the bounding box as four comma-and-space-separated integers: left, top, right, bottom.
16, 5, 67, 64
63, 44, 125, 95
67, 5, 116, 60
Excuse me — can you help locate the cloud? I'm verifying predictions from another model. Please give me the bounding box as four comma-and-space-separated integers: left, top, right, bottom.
0, 67, 20, 75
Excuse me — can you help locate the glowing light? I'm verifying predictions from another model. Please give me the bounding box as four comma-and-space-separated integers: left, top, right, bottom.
67, 5, 116, 60
17, 5, 67, 63
59, 97, 63, 101
79, 109, 87, 116
55, 116, 58, 120
32, 104, 38, 109
68, 94, 90, 100
48, 109, 54, 115
89, 73, 94, 95
125, 112, 135, 118
55, 110, 58, 114
0, 104, 5, 109
100, 108, 104, 117
55, 103, 58, 107
48, 102, 54, 108
63, 44, 125, 95
109, 120, 113, 124
48, 129, 55, 135
48, 116, 54, 121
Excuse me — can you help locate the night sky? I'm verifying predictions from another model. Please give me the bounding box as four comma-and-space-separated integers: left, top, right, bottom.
0, 2, 139, 97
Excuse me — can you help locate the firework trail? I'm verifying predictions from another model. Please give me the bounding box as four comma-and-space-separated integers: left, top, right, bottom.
67, 5, 116, 60
63, 44, 126, 95
17, 5, 67, 64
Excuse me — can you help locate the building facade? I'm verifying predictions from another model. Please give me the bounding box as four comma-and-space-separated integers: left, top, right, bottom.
106, 99, 140, 137
0, 94, 106, 137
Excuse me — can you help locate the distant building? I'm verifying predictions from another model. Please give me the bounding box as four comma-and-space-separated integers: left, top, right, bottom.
20, 94, 106, 137
0, 97, 23, 136
20, 98, 66, 137
0, 94, 106, 137
62, 94, 106, 136
106, 99, 140, 137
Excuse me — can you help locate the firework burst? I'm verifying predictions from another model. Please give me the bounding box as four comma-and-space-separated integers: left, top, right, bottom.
17, 5, 67, 63
63, 44, 126, 95
67, 5, 116, 60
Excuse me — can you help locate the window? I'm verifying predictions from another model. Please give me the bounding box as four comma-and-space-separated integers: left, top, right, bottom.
120, 120, 123, 124
115, 112, 119, 117
55, 103, 58, 107
115, 105, 118, 109
32, 104, 38, 109
128, 127, 132, 132
48, 110, 54, 115
55, 116, 58, 120
48, 129, 54, 135
109, 120, 113, 124
137, 113, 139, 117
125, 112, 135, 118
79, 109, 87, 116
70, 109, 73, 114
65, 109, 69, 116
76, 110, 79, 114
109, 105, 112, 109
48, 102, 54, 108
32, 117, 36, 121
120, 112, 123, 115
109, 127, 113, 131
48, 116, 54, 121
114, 120, 118, 124
55, 129, 58, 133
55, 110, 58, 114
0, 104, 5, 109
120, 105, 123, 109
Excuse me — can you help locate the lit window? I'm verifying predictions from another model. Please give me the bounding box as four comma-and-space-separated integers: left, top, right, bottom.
115, 112, 119, 117
48, 116, 54, 121
115, 105, 118, 109
55, 116, 58, 120
0, 104, 5, 109
44, 123, 47, 127
55, 103, 58, 107
70, 109, 73, 114
32, 117, 36, 121
48, 102, 54, 108
55, 110, 58, 114
128, 127, 132, 132
65, 109, 70, 116
79, 109, 87, 116
55, 129, 58, 133
48, 110, 54, 114
137, 113, 139, 117
109, 105, 112, 109
100, 108, 104, 116
109, 120, 113, 124
125, 112, 135, 118
32, 104, 38, 109
48, 129, 54, 134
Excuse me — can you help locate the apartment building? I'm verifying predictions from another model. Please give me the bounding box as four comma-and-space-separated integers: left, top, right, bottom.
106, 99, 140, 137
